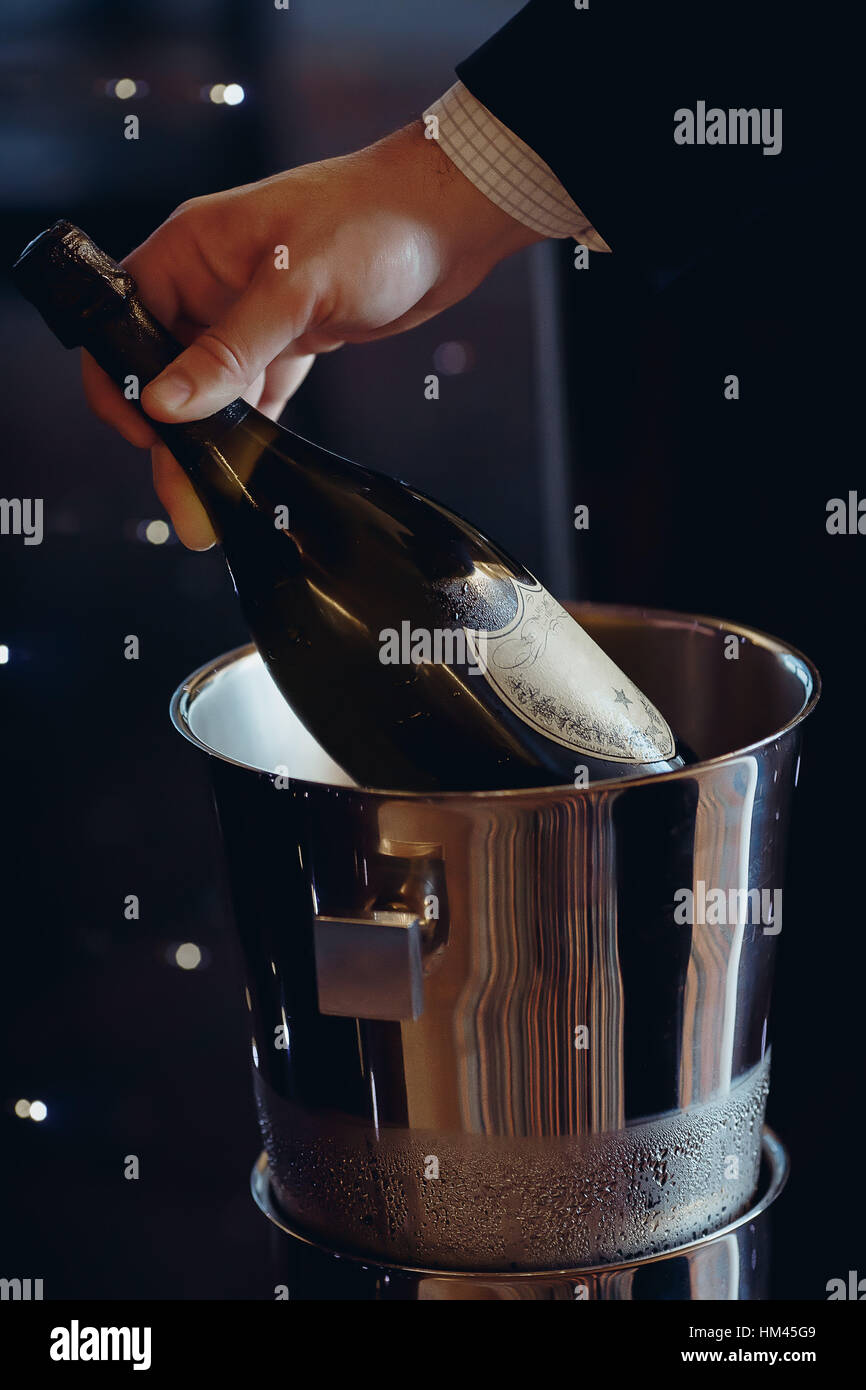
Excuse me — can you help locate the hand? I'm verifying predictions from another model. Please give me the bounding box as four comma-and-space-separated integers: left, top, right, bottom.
82, 121, 544, 549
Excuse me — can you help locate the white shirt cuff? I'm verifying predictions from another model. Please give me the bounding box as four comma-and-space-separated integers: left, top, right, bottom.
423, 81, 611, 252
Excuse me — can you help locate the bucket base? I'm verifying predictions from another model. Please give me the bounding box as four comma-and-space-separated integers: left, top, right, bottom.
251, 1127, 787, 1300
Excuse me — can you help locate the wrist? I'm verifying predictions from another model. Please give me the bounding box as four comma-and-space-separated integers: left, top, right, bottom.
380, 120, 546, 276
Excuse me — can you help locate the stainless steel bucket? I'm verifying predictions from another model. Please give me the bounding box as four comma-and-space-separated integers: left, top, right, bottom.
171, 604, 818, 1271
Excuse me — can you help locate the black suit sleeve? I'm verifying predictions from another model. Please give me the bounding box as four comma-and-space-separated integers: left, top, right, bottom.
456, 0, 812, 273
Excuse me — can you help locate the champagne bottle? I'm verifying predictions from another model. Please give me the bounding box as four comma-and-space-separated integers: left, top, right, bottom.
14, 221, 693, 792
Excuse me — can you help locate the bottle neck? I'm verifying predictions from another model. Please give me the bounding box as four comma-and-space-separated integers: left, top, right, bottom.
77, 292, 272, 541
12, 221, 350, 543
147, 408, 275, 542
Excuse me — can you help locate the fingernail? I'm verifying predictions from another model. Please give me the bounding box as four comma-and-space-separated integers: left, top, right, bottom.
145, 371, 194, 412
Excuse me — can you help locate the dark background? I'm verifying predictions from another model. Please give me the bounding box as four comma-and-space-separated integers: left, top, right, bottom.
0, 0, 859, 1299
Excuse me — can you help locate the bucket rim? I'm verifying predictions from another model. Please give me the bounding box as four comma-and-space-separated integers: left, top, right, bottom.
169, 601, 821, 800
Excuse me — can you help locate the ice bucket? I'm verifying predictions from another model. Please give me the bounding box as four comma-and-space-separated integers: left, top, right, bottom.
170, 603, 818, 1271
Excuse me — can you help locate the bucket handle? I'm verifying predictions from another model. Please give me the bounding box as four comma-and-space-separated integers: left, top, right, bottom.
313, 909, 424, 1021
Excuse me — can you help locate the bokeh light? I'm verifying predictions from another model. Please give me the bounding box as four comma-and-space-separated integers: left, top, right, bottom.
175, 942, 202, 971
145, 519, 170, 545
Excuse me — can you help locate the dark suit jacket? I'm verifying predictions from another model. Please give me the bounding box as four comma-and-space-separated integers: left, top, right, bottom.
449, 0, 833, 637
456, 0, 816, 277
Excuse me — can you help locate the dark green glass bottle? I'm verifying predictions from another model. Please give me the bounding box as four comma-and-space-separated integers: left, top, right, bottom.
14, 221, 692, 791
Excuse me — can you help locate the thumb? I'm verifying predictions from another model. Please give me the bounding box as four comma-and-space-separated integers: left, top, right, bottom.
141, 259, 319, 422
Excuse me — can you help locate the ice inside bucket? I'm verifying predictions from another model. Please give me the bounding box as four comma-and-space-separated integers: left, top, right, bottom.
172, 604, 818, 1271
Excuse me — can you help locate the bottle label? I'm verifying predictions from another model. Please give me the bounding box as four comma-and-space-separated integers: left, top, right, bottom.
464, 579, 675, 764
